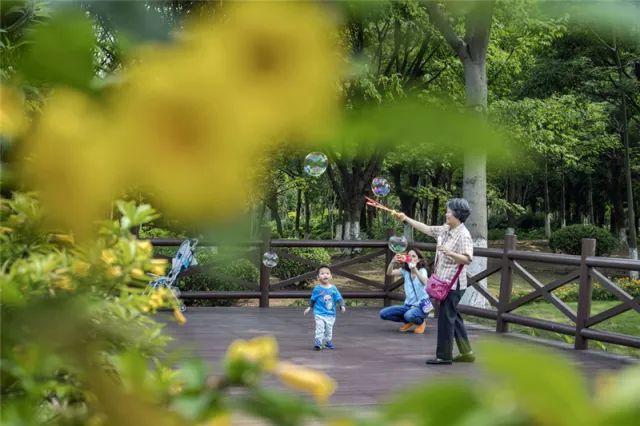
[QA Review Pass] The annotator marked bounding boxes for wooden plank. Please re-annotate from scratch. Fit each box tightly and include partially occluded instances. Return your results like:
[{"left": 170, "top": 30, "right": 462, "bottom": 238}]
[
  {"left": 387, "top": 278, "right": 404, "bottom": 292},
  {"left": 586, "top": 298, "right": 640, "bottom": 328},
  {"left": 278, "top": 251, "right": 320, "bottom": 269},
  {"left": 512, "top": 260, "right": 577, "bottom": 323},
  {"left": 504, "top": 271, "right": 580, "bottom": 312},
  {"left": 270, "top": 250, "right": 386, "bottom": 290},
  {"left": 466, "top": 280, "right": 499, "bottom": 307},
  {"left": 332, "top": 270, "right": 385, "bottom": 290},
  {"left": 589, "top": 268, "right": 640, "bottom": 315},
  {"left": 161, "top": 308, "right": 633, "bottom": 408},
  {"left": 501, "top": 312, "right": 576, "bottom": 335}
]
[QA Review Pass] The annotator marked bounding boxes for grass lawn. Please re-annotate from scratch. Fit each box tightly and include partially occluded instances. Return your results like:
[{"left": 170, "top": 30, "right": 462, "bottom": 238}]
[{"left": 470, "top": 300, "right": 640, "bottom": 358}]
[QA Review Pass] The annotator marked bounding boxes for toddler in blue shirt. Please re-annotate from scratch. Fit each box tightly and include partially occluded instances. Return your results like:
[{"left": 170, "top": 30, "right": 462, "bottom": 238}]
[{"left": 304, "top": 265, "right": 345, "bottom": 350}]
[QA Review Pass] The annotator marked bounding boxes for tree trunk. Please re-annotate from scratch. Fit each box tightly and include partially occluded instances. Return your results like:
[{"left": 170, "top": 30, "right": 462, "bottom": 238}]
[
  {"left": 430, "top": 197, "right": 440, "bottom": 225},
  {"left": 267, "top": 190, "right": 283, "bottom": 237},
  {"left": 304, "top": 192, "right": 311, "bottom": 238},
  {"left": 326, "top": 155, "right": 382, "bottom": 243},
  {"left": 560, "top": 169, "right": 567, "bottom": 228},
  {"left": 614, "top": 42, "right": 638, "bottom": 278},
  {"left": 587, "top": 175, "right": 595, "bottom": 225},
  {"left": 294, "top": 188, "right": 302, "bottom": 237},
  {"left": 544, "top": 161, "right": 552, "bottom": 239},
  {"left": 426, "top": 1, "right": 494, "bottom": 308},
  {"left": 506, "top": 175, "right": 517, "bottom": 228}
]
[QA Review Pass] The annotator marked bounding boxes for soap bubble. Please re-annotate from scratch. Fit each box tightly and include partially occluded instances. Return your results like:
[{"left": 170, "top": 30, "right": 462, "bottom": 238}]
[
  {"left": 303, "top": 152, "right": 328, "bottom": 177},
  {"left": 371, "top": 177, "right": 390, "bottom": 197},
  {"left": 387, "top": 235, "right": 408, "bottom": 254},
  {"left": 262, "top": 251, "right": 279, "bottom": 268}
]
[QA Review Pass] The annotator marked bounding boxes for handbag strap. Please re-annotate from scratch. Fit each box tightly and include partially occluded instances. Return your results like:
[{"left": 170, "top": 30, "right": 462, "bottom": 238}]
[{"left": 448, "top": 264, "right": 464, "bottom": 290}]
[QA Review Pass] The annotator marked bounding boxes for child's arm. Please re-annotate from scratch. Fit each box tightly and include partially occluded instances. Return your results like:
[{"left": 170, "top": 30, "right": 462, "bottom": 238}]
[
  {"left": 334, "top": 288, "right": 346, "bottom": 312},
  {"left": 305, "top": 287, "right": 318, "bottom": 315}
]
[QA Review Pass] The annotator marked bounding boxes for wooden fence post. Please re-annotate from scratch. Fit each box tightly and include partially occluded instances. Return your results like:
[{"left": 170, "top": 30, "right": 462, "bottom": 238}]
[
  {"left": 575, "top": 238, "right": 596, "bottom": 349},
  {"left": 496, "top": 233, "right": 516, "bottom": 333},
  {"left": 383, "top": 228, "right": 394, "bottom": 307},
  {"left": 259, "top": 226, "right": 271, "bottom": 308}
]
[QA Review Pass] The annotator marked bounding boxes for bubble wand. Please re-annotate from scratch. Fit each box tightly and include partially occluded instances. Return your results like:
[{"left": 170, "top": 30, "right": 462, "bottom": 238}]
[{"left": 365, "top": 196, "right": 397, "bottom": 215}]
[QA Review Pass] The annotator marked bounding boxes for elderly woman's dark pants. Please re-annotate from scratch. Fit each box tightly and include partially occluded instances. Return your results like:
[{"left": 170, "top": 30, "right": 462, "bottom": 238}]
[{"left": 436, "top": 289, "right": 472, "bottom": 360}]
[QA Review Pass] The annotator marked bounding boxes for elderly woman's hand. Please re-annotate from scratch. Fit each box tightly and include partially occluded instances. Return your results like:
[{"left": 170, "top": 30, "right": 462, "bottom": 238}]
[
  {"left": 393, "top": 211, "right": 407, "bottom": 222},
  {"left": 438, "top": 247, "right": 453, "bottom": 258}
]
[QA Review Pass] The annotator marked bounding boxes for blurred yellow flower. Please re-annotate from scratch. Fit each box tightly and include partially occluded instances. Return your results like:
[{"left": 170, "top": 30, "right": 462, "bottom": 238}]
[
  {"left": 17, "top": 2, "right": 342, "bottom": 234},
  {"left": 18, "top": 90, "right": 122, "bottom": 238},
  {"left": 148, "top": 258, "right": 168, "bottom": 276},
  {"left": 0, "top": 226, "right": 13, "bottom": 234},
  {"left": 52, "top": 275, "right": 74, "bottom": 291},
  {"left": 173, "top": 308, "right": 187, "bottom": 325},
  {"left": 107, "top": 266, "right": 123, "bottom": 278},
  {"left": 130, "top": 268, "right": 146, "bottom": 280},
  {"left": 0, "top": 85, "right": 28, "bottom": 139},
  {"left": 202, "top": 411, "right": 231, "bottom": 426},
  {"left": 190, "top": 2, "right": 341, "bottom": 140},
  {"left": 101, "top": 249, "right": 117, "bottom": 265},
  {"left": 72, "top": 260, "right": 91, "bottom": 276},
  {"left": 225, "top": 335, "right": 278, "bottom": 371},
  {"left": 275, "top": 361, "right": 336, "bottom": 403},
  {"left": 136, "top": 240, "right": 153, "bottom": 256},
  {"left": 50, "top": 233, "right": 75, "bottom": 245}
]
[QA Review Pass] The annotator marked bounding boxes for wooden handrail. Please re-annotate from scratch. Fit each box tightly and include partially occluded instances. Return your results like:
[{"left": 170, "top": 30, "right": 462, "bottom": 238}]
[{"left": 151, "top": 232, "right": 640, "bottom": 350}]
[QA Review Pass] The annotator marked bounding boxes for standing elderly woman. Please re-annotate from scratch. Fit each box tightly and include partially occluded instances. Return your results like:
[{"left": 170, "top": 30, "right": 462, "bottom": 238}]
[{"left": 394, "top": 198, "right": 475, "bottom": 365}]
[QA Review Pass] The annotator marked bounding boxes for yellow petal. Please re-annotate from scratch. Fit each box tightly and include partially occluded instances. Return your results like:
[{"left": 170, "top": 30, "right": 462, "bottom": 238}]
[
  {"left": 107, "top": 266, "right": 123, "bottom": 278},
  {"left": 101, "top": 249, "right": 117, "bottom": 265},
  {"left": 0, "top": 85, "right": 28, "bottom": 138},
  {"left": 275, "top": 361, "right": 336, "bottom": 403},
  {"left": 173, "top": 308, "right": 187, "bottom": 325},
  {"left": 130, "top": 268, "right": 146, "bottom": 280},
  {"left": 50, "top": 233, "right": 75, "bottom": 245},
  {"left": 72, "top": 260, "right": 91, "bottom": 276}
]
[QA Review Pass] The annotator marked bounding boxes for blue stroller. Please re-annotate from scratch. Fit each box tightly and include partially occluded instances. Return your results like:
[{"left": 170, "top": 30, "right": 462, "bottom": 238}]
[{"left": 148, "top": 239, "right": 198, "bottom": 312}]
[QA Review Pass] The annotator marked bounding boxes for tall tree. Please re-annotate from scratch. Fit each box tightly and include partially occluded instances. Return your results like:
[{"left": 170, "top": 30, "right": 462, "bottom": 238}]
[{"left": 424, "top": 0, "right": 494, "bottom": 307}]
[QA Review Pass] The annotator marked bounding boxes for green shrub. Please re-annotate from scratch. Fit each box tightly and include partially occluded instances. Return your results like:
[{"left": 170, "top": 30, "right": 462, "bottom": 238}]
[
  {"left": 517, "top": 211, "right": 546, "bottom": 229},
  {"left": 517, "top": 227, "right": 547, "bottom": 240},
  {"left": 549, "top": 225, "right": 617, "bottom": 256},
  {"left": 272, "top": 247, "right": 331, "bottom": 288},
  {"left": 488, "top": 214, "right": 508, "bottom": 230},
  {"left": 488, "top": 228, "right": 508, "bottom": 240},
  {"left": 179, "top": 256, "right": 259, "bottom": 307}
]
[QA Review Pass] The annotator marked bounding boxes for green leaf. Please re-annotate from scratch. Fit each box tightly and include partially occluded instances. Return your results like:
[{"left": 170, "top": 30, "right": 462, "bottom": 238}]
[
  {"left": 170, "top": 392, "right": 217, "bottom": 422},
  {"left": 18, "top": 11, "right": 95, "bottom": 90},
  {"left": 384, "top": 380, "right": 481, "bottom": 425},
  {"left": 177, "top": 359, "right": 208, "bottom": 392},
  {"left": 478, "top": 339, "right": 594, "bottom": 426},
  {"left": 597, "top": 366, "right": 640, "bottom": 425},
  {"left": 241, "top": 388, "right": 320, "bottom": 426}
]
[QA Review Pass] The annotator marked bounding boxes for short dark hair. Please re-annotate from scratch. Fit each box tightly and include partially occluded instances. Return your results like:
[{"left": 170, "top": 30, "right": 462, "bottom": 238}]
[
  {"left": 317, "top": 265, "right": 331, "bottom": 274},
  {"left": 446, "top": 198, "right": 471, "bottom": 223}
]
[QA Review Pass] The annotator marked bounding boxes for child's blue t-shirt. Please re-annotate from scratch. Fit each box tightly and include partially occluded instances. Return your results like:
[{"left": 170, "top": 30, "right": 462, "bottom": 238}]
[{"left": 309, "top": 284, "right": 343, "bottom": 317}]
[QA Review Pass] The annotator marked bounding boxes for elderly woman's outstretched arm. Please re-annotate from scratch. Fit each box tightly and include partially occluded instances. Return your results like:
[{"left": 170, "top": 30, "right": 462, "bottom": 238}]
[{"left": 393, "top": 212, "right": 445, "bottom": 239}]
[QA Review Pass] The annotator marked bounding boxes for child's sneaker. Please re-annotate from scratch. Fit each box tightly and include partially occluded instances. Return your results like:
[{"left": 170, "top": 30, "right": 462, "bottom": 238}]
[
  {"left": 313, "top": 339, "right": 322, "bottom": 351},
  {"left": 324, "top": 341, "right": 335, "bottom": 349}
]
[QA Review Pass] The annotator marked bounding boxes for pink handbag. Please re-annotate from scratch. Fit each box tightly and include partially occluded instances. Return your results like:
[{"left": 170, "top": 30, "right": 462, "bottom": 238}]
[{"left": 426, "top": 262, "right": 464, "bottom": 301}]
